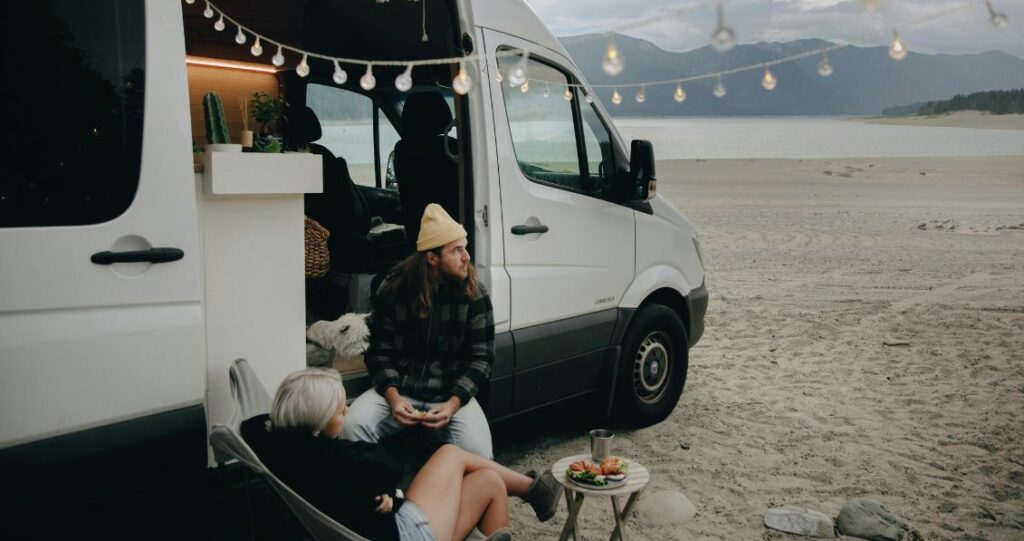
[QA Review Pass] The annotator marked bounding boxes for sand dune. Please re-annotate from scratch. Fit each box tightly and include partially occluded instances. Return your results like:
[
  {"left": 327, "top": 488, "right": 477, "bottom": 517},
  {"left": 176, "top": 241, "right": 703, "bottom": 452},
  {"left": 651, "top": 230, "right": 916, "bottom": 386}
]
[{"left": 495, "top": 156, "right": 1024, "bottom": 540}]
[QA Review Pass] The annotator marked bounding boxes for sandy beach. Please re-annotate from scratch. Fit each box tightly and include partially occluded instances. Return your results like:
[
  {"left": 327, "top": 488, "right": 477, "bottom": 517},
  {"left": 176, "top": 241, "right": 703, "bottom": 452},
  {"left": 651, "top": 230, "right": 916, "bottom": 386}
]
[
  {"left": 865, "top": 110, "right": 1024, "bottom": 130},
  {"left": 494, "top": 155, "right": 1024, "bottom": 540}
]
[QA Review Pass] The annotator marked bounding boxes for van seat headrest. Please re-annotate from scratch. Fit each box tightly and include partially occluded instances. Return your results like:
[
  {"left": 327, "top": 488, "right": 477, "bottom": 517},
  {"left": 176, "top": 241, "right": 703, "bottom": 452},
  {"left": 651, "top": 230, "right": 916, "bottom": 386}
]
[
  {"left": 401, "top": 92, "right": 452, "bottom": 137},
  {"left": 284, "top": 106, "right": 323, "bottom": 146}
]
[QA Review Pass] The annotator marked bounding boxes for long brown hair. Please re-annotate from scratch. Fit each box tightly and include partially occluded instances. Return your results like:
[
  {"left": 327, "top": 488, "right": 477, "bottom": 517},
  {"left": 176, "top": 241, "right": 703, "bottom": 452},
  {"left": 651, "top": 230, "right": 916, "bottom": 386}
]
[{"left": 379, "top": 248, "right": 478, "bottom": 319}]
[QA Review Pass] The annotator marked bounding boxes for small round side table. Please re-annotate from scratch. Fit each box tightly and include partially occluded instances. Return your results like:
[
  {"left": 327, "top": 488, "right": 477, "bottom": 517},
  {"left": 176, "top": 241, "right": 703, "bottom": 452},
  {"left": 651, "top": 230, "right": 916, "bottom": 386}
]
[{"left": 552, "top": 454, "right": 650, "bottom": 541}]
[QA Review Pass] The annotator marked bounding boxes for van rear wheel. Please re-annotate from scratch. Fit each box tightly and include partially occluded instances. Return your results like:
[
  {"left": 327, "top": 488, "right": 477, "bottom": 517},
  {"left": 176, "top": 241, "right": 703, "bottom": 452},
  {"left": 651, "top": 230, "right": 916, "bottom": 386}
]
[{"left": 614, "top": 304, "right": 688, "bottom": 427}]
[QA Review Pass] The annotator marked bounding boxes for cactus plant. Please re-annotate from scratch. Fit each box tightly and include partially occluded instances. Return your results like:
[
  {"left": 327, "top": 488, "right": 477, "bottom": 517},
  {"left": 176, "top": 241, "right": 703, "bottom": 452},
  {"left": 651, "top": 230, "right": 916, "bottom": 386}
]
[{"left": 202, "top": 92, "right": 231, "bottom": 145}]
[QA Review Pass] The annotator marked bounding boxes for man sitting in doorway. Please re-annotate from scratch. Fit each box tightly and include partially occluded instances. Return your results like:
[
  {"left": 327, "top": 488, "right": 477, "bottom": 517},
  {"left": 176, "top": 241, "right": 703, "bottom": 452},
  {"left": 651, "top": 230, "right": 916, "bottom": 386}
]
[{"left": 343, "top": 204, "right": 495, "bottom": 459}]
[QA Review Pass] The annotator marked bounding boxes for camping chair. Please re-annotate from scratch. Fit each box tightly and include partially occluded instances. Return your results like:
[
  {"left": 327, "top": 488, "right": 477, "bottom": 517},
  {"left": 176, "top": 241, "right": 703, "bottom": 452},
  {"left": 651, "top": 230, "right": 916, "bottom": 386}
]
[{"left": 209, "top": 358, "right": 371, "bottom": 541}]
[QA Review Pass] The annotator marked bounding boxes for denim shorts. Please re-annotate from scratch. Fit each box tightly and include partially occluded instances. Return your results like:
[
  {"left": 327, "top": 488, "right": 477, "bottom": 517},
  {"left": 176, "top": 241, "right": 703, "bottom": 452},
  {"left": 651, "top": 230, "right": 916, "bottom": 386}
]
[{"left": 394, "top": 500, "right": 437, "bottom": 541}]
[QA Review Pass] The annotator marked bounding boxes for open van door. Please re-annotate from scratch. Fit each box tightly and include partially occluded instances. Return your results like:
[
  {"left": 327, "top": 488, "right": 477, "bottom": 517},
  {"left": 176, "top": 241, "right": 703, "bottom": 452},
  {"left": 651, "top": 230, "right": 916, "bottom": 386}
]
[
  {"left": 482, "top": 29, "right": 635, "bottom": 412},
  {"left": 0, "top": 0, "right": 204, "bottom": 453}
]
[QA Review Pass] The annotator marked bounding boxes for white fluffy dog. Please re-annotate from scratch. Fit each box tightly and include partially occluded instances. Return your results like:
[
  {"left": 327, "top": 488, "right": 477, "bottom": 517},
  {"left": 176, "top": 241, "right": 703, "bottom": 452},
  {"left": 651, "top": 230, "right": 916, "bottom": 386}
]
[{"left": 305, "top": 313, "right": 370, "bottom": 370}]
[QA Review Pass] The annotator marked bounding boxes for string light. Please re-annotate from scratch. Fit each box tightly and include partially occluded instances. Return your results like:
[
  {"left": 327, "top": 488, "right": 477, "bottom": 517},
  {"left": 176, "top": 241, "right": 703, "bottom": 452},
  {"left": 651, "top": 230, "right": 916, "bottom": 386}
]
[
  {"left": 543, "top": 83, "right": 551, "bottom": 98},
  {"left": 250, "top": 36, "right": 263, "bottom": 57},
  {"left": 585, "top": 93, "right": 594, "bottom": 104},
  {"left": 360, "top": 65, "right": 376, "bottom": 90},
  {"left": 520, "top": 80, "right": 530, "bottom": 93},
  {"left": 395, "top": 64, "right": 414, "bottom": 92},
  {"left": 635, "top": 85, "right": 646, "bottom": 103},
  {"left": 602, "top": 38, "right": 624, "bottom": 76},
  {"left": 453, "top": 63, "right": 473, "bottom": 95},
  {"left": 985, "top": 1, "right": 1009, "bottom": 28},
  {"left": 611, "top": 88, "right": 622, "bottom": 105},
  {"left": 185, "top": 0, "right": 196, "bottom": 4},
  {"left": 214, "top": 14, "right": 226, "bottom": 31},
  {"left": 711, "top": 0, "right": 736, "bottom": 52},
  {"left": 713, "top": 76, "right": 727, "bottom": 98},
  {"left": 673, "top": 83, "right": 687, "bottom": 103},
  {"left": 508, "top": 53, "right": 528, "bottom": 88},
  {"left": 234, "top": 25, "right": 246, "bottom": 45},
  {"left": 271, "top": 45, "right": 285, "bottom": 67},
  {"left": 889, "top": 31, "right": 908, "bottom": 60},
  {"left": 761, "top": 67, "right": 777, "bottom": 90},
  {"left": 858, "top": 0, "right": 882, "bottom": 11},
  {"left": 296, "top": 54, "right": 310, "bottom": 77},
  {"left": 817, "top": 52, "right": 833, "bottom": 77},
  {"left": 495, "top": 70, "right": 503, "bottom": 83},
  {"left": 332, "top": 61, "right": 348, "bottom": 85},
  {"left": 203, "top": 1, "right": 214, "bottom": 18},
  {"left": 564, "top": 87, "right": 573, "bottom": 101}
]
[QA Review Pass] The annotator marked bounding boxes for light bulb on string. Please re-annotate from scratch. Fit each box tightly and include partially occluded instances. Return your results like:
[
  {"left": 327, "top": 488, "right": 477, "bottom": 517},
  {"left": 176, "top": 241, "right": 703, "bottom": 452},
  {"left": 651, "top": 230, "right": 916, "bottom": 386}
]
[
  {"left": 761, "top": 67, "right": 777, "bottom": 91},
  {"left": 360, "top": 65, "right": 377, "bottom": 91},
  {"left": 272, "top": 45, "right": 285, "bottom": 67},
  {"left": 713, "top": 76, "right": 727, "bottom": 98},
  {"left": 889, "top": 31, "right": 907, "bottom": 61},
  {"left": 585, "top": 93, "right": 594, "bottom": 104},
  {"left": 858, "top": 0, "right": 882, "bottom": 11},
  {"left": 453, "top": 63, "right": 473, "bottom": 95},
  {"left": 250, "top": 37, "right": 263, "bottom": 57},
  {"left": 203, "top": 2, "right": 214, "bottom": 18},
  {"left": 332, "top": 61, "right": 348, "bottom": 85},
  {"left": 395, "top": 64, "right": 414, "bottom": 92},
  {"left": 710, "top": 1, "right": 736, "bottom": 52},
  {"left": 185, "top": 0, "right": 196, "bottom": 4},
  {"left": 495, "top": 70, "right": 503, "bottom": 83},
  {"left": 508, "top": 53, "right": 528, "bottom": 88},
  {"left": 234, "top": 25, "right": 247, "bottom": 45},
  {"left": 985, "top": 1, "right": 1009, "bottom": 28},
  {"left": 674, "top": 83, "right": 687, "bottom": 103},
  {"left": 602, "top": 38, "right": 624, "bottom": 76},
  {"left": 296, "top": 54, "right": 310, "bottom": 77},
  {"left": 214, "top": 14, "right": 226, "bottom": 31},
  {"left": 543, "top": 83, "right": 551, "bottom": 98},
  {"left": 635, "top": 86, "right": 646, "bottom": 103},
  {"left": 817, "top": 52, "right": 833, "bottom": 77},
  {"left": 611, "top": 88, "right": 622, "bottom": 105},
  {"left": 563, "top": 86, "right": 573, "bottom": 101},
  {"left": 520, "top": 80, "right": 529, "bottom": 93}
]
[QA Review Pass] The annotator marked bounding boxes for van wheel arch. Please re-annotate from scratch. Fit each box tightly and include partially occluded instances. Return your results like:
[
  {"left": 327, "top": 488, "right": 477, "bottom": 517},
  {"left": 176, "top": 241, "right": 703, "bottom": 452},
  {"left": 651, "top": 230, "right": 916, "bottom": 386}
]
[{"left": 640, "top": 288, "right": 690, "bottom": 338}]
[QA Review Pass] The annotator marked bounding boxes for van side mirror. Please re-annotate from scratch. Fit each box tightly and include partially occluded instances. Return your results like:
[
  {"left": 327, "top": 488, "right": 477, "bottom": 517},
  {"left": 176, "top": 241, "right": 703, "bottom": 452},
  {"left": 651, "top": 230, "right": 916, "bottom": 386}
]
[{"left": 629, "top": 139, "right": 657, "bottom": 201}]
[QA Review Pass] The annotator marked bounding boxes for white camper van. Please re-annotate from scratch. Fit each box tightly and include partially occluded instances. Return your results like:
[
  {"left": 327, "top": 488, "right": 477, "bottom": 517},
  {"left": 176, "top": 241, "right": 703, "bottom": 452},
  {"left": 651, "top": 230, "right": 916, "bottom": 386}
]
[{"left": 0, "top": 0, "right": 705, "bottom": 527}]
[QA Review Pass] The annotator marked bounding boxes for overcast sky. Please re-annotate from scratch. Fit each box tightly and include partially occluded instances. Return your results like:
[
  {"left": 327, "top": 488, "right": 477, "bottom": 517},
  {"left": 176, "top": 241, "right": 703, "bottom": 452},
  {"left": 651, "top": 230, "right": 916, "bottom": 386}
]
[{"left": 527, "top": 0, "right": 1024, "bottom": 58}]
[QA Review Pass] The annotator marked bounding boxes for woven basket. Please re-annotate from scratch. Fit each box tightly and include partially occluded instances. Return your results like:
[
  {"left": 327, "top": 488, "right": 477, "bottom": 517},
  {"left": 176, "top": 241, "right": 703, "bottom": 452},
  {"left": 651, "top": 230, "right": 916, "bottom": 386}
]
[{"left": 304, "top": 216, "right": 331, "bottom": 278}]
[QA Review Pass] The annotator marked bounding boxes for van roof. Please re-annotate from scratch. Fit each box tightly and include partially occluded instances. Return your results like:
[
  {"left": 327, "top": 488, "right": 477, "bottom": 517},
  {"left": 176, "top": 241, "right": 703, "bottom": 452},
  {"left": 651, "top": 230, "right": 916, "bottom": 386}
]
[{"left": 471, "top": 0, "right": 573, "bottom": 65}]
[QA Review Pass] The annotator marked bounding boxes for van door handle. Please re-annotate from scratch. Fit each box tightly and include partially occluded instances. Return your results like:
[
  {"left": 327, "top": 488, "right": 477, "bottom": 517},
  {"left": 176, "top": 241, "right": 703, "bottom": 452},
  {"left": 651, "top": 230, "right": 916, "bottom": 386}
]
[
  {"left": 91, "top": 248, "right": 185, "bottom": 265},
  {"left": 511, "top": 224, "right": 549, "bottom": 235}
]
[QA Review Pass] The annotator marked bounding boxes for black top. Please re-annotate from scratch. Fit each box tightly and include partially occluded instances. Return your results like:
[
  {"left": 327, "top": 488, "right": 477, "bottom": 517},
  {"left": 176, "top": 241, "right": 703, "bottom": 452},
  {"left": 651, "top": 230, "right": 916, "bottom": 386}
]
[{"left": 241, "top": 415, "right": 405, "bottom": 541}]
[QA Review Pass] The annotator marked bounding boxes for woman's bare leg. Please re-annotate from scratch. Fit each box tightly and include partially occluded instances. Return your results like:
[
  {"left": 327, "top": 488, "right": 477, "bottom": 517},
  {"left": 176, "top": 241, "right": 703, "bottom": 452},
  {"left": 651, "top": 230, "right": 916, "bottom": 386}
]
[
  {"left": 452, "top": 470, "right": 509, "bottom": 540},
  {"left": 407, "top": 445, "right": 534, "bottom": 540}
]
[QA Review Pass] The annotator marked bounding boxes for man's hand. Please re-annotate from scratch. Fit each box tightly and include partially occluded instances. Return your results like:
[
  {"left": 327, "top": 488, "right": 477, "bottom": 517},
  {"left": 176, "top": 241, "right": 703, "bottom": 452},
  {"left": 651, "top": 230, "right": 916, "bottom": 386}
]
[
  {"left": 421, "top": 396, "right": 461, "bottom": 429},
  {"left": 374, "top": 494, "right": 393, "bottom": 513},
  {"left": 384, "top": 387, "right": 421, "bottom": 427}
]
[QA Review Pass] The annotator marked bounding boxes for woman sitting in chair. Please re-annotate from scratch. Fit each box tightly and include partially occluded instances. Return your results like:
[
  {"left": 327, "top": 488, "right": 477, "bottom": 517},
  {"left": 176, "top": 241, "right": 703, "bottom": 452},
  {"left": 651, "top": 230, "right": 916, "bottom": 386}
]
[{"left": 242, "top": 368, "right": 560, "bottom": 541}]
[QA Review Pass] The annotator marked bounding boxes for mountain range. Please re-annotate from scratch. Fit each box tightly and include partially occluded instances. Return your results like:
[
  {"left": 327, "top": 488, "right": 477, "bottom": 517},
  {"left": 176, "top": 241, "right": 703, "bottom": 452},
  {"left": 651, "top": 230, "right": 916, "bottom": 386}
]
[{"left": 558, "top": 33, "right": 1024, "bottom": 116}]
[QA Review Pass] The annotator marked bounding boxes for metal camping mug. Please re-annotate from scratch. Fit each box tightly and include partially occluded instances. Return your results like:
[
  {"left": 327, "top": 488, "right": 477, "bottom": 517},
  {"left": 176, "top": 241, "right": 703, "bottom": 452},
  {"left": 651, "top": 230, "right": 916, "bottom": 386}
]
[{"left": 589, "top": 429, "right": 614, "bottom": 462}]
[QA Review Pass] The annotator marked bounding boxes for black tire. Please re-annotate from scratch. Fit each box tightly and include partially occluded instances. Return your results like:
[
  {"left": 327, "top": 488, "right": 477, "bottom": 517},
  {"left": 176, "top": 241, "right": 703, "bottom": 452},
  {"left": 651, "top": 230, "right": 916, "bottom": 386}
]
[{"left": 614, "top": 304, "right": 689, "bottom": 427}]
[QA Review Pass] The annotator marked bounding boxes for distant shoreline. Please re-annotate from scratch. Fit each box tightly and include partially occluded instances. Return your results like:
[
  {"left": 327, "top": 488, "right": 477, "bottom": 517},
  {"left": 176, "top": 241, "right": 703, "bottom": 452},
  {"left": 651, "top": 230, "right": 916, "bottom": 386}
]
[{"left": 864, "top": 110, "right": 1024, "bottom": 130}]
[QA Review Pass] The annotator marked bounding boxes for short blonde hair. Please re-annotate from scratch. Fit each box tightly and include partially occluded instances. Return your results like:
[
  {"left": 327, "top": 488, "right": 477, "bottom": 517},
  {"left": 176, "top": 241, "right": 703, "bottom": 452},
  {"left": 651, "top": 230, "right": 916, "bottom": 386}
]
[{"left": 270, "top": 368, "right": 343, "bottom": 432}]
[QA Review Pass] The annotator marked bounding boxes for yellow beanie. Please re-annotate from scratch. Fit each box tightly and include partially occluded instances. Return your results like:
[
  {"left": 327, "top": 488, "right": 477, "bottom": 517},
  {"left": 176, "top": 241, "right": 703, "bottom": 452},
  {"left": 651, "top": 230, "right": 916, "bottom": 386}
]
[{"left": 416, "top": 203, "right": 467, "bottom": 252}]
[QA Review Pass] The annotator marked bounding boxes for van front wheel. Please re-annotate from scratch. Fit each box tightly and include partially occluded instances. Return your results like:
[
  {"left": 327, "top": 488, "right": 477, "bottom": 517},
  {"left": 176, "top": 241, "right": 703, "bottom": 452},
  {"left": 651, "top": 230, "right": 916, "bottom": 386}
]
[{"left": 614, "top": 304, "right": 688, "bottom": 427}]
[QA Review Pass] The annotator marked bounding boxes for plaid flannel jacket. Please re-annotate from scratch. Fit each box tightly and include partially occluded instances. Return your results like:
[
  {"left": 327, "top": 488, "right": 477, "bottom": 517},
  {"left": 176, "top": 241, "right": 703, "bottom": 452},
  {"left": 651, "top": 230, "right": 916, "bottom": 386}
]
[{"left": 365, "top": 278, "right": 495, "bottom": 404}]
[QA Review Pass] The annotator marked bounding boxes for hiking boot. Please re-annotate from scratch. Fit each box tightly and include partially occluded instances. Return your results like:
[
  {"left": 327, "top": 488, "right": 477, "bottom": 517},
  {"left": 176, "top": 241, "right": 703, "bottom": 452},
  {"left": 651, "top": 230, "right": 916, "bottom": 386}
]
[
  {"left": 483, "top": 527, "right": 513, "bottom": 541},
  {"left": 521, "top": 470, "right": 561, "bottom": 522}
]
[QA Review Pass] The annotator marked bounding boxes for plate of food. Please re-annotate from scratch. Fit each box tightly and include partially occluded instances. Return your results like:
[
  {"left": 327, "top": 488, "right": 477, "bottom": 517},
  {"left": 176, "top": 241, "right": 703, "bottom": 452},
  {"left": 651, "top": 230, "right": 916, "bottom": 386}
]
[{"left": 565, "top": 456, "right": 628, "bottom": 490}]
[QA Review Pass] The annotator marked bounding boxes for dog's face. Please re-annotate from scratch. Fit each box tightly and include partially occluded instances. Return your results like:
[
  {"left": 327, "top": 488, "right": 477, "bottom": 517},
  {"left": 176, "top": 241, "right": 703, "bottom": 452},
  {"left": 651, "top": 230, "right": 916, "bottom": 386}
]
[{"left": 327, "top": 313, "right": 370, "bottom": 357}]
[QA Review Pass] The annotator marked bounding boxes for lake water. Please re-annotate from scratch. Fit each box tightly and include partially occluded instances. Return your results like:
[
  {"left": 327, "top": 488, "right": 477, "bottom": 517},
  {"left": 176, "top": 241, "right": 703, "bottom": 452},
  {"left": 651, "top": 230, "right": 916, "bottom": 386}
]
[
  {"left": 613, "top": 116, "right": 1024, "bottom": 160},
  {"left": 320, "top": 116, "right": 1024, "bottom": 169}
]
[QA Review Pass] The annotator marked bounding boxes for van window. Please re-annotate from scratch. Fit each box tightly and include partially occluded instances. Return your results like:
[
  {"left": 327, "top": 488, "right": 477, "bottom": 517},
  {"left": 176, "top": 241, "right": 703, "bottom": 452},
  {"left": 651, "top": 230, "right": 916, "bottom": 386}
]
[
  {"left": 579, "top": 98, "right": 617, "bottom": 198},
  {"left": 497, "top": 53, "right": 582, "bottom": 191},
  {"left": 1, "top": 0, "right": 145, "bottom": 228},
  {"left": 307, "top": 84, "right": 400, "bottom": 189}
]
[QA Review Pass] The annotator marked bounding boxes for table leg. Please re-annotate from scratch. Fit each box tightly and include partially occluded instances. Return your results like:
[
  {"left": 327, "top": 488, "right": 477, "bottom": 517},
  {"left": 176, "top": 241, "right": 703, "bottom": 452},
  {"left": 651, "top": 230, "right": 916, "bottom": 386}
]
[
  {"left": 558, "top": 490, "right": 586, "bottom": 541},
  {"left": 608, "top": 492, "right": 641, "bottom": 541},
  {"left": 563, "top": 488, "right": 579, "bottom": 541}
]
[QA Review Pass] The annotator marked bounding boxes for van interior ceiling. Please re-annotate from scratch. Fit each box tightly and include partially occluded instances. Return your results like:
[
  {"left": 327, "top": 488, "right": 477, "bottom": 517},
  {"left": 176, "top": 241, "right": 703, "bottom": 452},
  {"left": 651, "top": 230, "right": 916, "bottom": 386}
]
[{"left": 185, "top": 0, "right": 471, "bottom": 323}]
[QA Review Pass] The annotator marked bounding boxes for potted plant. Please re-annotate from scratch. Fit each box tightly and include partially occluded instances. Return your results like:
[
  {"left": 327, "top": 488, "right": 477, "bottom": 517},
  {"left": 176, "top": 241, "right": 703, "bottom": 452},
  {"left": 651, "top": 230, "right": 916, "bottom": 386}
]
[
  {"left": 239, "top": 96, "right": 253, "bottom": 149},
  {"left": 249, "top": 91, "right": 286, "bottom": 153},
  {"left": 203, "top": 92, "right": 241, "bottom": 152}
]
